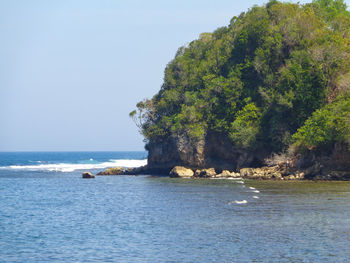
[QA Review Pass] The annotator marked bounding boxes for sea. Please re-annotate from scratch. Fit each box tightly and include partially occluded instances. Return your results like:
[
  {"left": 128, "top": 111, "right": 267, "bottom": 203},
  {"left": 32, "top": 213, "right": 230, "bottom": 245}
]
[{"left": 0, "top": 151, "right": 350, "bottom": 263}]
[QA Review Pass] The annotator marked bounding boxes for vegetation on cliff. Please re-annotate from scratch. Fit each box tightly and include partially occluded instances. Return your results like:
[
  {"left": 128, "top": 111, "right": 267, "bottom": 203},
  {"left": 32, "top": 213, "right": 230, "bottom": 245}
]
[{"left": 131, "top": 0, "right": 350, "bottom": 159}]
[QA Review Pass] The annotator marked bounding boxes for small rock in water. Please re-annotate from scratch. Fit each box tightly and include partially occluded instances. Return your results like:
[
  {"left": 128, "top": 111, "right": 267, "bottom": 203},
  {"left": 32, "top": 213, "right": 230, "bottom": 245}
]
[{"left": 82, "top": 172, "right": 95, "bottom": 179}]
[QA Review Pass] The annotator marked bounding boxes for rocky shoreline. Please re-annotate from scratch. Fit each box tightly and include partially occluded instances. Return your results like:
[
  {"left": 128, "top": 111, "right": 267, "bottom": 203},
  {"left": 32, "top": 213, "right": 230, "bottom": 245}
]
[
  {"left": 164, "top": 163, "right": 349, "bottom": 180},
  {"left": 85, "top": 161, "right": 350, "bottom": 181}
]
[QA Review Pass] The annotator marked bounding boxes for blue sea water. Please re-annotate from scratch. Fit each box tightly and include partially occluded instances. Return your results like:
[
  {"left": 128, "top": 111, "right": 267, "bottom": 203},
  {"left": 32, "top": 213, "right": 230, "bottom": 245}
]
[{"left": 1, "top": 152, "right": 350, "bottom": 262}]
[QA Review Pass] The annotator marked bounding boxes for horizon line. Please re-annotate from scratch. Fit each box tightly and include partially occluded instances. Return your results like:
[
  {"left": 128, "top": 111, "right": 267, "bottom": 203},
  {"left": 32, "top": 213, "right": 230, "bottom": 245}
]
[{"left": 0, "top": 150, "right": 147, "bottom": 153}]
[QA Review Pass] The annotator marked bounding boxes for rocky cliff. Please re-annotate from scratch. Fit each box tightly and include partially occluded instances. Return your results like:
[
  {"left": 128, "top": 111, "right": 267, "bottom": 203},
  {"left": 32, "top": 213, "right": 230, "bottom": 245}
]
[
  {"left": 146, "top": 134, "right": 350, "bottom": 179},
  {"left": 294, "top": 143, "right": 350, "bottom": 179},
  {"left": 146, "top": 131, "right": 269, "bottom": 174}
]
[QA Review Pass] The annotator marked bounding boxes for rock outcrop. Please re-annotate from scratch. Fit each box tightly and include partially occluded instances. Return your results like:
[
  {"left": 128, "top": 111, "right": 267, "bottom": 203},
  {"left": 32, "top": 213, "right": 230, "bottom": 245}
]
[
  {"left": 97, "top": 167, "right": 124, "bottom": 175},
  {"left": 169, "top": 166, "right": 194, "bottom": 178},
  {"left": 194, "top": 168, "right": 216, "bottom": 178},
  {"left": 146, "top": 131, "right": 267, "bottom": 174},
  {"left": 239, "top": 166, "right": 305, "bottom": 180},
  {"left": 91, "top": 140, "right": 349, "bottom": 180},
  {"left": 169, "top": 166, "right": 243, "bottom": 179},
  {"left": 240, "top": 166, "right": 282, "bottom": 179},
  {"left": 294, "top": 143, "right": 350, "bottom": 180},
  {"left": 147, "top": 135, "right": 205, "bottom": 174},
  {"left": 147, "top": 132, "right": 350, "bottom": 180},
  {"left": 124, "top": 165, "right": 148, "bottom": 175},
  {"left": 82, "top": 172, "right": 95, "bottom": 179},
  {"left": 167, "top": 165, "right": 305, "bottom": 180},
  {"left": 216, "top": 170, "right": 240, "bottom": 178}
]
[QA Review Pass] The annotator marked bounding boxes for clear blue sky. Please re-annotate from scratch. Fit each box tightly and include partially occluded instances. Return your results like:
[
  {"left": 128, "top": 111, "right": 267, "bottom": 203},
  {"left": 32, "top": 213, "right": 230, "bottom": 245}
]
[{"left": 1, "top": 0, "right": 347, "bottom": 151}]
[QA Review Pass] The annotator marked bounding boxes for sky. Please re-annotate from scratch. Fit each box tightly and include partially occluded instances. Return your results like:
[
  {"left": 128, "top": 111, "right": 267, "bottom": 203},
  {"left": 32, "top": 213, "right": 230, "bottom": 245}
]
[{"left": 1, "top": 0, "right": 348, "bottom": 151}]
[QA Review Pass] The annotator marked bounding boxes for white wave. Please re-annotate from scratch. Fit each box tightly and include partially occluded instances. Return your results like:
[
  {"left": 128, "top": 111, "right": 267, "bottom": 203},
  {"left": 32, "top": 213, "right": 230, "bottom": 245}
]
[
  {"left": 252, "top": 190, "right": 260, "bottom": 193},
  {"left": 249, "top": 187, "right": 256, "bottom": 190},
  {"left": 226, "top": 177, "right": 243, "bottom": 180},
  {"left": 89, "top": 158, "right": 93, "bottom": 161},
  {"left": 234, "top": 200, "right": 247, "bottom": 204},
  {"left": 0, "top": 159, "right": 147, "bottom": 173},
  {"left": 253, "top": 196, "right": 259, "bottom": 199}
]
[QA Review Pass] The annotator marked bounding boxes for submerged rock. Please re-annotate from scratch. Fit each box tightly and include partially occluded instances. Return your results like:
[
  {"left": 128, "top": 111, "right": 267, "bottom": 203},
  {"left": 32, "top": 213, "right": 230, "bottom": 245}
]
[
  {"left": 82, "top": 172, "right": 95, "bottom": 179},
  {"left": 169, "top": 166, "right": 194, "bottom": 177},
  {"left": 97, "top": 167, "right": 124, "bottom": 175}
]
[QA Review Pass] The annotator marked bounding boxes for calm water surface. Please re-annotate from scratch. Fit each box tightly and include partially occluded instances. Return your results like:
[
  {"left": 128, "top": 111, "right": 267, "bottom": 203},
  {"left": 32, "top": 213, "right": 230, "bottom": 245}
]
[{"left": 0, "top": 152, "right": 350, "bottom": 262}]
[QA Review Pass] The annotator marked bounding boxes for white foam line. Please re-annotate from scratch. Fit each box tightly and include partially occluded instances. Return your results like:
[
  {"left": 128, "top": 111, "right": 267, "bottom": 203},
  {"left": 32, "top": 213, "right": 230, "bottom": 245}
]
[
  {"left": 249, "top": 187, "right": 256, "bottom": 190},
  {"left": 253, "top": 196, "right": 259, "bottom": 199},
  {"left": 252, "top": 190, "right": 260, "bottom": 193},
  {"left": 234, "top": 200, "right": 248, "bottom": 204},
  {"left": 0, "top": 159, "right": 147, "bottom": 173}
]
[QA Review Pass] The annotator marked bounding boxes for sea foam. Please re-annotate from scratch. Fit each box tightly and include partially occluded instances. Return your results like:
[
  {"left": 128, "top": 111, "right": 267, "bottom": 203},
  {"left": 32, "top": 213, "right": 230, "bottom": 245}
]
[
  {"left": 234, "top": 200, "right": 248, "bottom": 204},
  {"left": 0, "top": 159, "right": 147, "bottom": 173}
]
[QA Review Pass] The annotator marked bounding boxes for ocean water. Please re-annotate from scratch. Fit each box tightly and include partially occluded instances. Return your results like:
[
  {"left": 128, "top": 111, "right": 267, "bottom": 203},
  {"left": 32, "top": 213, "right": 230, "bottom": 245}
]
[{"left": 1, "top": 152, "right": 350, "bottom": 262}]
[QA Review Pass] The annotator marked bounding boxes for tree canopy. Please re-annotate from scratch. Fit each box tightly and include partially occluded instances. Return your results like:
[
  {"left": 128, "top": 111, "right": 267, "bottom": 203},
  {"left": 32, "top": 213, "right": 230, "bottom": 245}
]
[{"left": 132, "top": 0, "right": 350, "bottom": 155}]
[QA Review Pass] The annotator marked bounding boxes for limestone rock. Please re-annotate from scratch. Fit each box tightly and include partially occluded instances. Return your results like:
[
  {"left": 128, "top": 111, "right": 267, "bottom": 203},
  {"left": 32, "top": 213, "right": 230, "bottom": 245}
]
[
  {"left": 195, "top": 168, "right": 216, "bottom": 178},
  {"left": 272, "top": 172, "right": 283, "bottom": 179},
  {"left": 97, "top": 167, "right": 124, "bottom": 175},
  {"left": 216, "top": 170, "right": 231, "bottom": 178},
  {"left": 295, "top": 172, "right": 305, "bottom": 179},
  {"left": 216, "top": 170, "right": 240, "bottom": 178},
  {"left": 232, "top": 172, "right": 241, "bottom": 177},
  {"left": 169, "top": 166, "right": 194, "bottom": 177},
  {"left": 240, "top": 166, "right": 284, "bottom": 180},
  {"left": 240, "top": 168, "right": 254, "bottom": 177},
  {"left": 284, "top": 175, "right": 296, "bottom": 180},
  {"left": 82, "top": 172, "right": 95, "bottom": 179},
  {"left": 202, "top": 168, "right": 217, "bottom": 177}
]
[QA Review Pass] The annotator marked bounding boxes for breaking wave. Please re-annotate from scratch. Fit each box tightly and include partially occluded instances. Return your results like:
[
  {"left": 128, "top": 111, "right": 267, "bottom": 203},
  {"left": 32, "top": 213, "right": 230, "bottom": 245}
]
[{"left": 0, "top": 159, "right": 147, "bottom": 173}]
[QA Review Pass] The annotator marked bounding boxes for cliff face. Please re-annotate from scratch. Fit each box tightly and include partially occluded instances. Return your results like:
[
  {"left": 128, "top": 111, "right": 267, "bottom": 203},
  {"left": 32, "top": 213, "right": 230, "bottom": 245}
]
[
  {"left": 146, "top": 131, "right": 268, "bottom": 173},
  {"left": 146, "top": 135, "right": 204, "bottom": 174},
  {"left": 203, "top": 132, "right": 268, "bottom": 170},
  {"left": 296, "top": 143, "right": 350, "bottom": 178},
  {"left": 147, "top": 133, "right": 350, "bottom": 178}
]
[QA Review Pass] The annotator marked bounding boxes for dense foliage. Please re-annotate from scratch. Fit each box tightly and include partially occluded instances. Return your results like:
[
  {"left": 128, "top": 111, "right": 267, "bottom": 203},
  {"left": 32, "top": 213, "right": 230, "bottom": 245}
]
[
  {"left": 131, "top": 0, "right": 350, "bottom": 154},
  {"left": 292, "top": 95, "right": 350, "bottom": 150}
]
